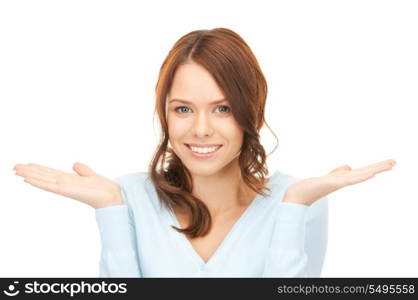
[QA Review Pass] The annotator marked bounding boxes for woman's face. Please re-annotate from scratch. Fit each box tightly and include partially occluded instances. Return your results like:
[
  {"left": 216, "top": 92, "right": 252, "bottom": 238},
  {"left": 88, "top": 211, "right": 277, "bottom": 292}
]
[{"left": 167, "top": 62, "right": 243, "bottom": 177}]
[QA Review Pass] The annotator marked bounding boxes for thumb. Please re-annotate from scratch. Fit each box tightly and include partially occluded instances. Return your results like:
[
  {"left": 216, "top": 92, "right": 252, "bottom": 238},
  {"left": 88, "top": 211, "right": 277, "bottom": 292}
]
[
  {"left": 73, "top": 162, "right": 96, "bottom": 177},
  {"left": 328, "top": 164, "right": 352, "bottom": 174}
]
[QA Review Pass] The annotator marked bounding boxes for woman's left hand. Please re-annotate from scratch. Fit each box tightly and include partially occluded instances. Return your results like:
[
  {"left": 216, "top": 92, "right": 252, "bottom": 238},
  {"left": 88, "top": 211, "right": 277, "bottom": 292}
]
[{"left": 283, "top": 159, "right": 397, "bottom": 206}]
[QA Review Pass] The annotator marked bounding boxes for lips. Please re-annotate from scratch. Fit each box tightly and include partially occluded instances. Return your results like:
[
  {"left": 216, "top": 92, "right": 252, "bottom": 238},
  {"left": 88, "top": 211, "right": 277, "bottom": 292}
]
[
  {"left": 184, "top": 143, "right": 223, "bottom": 158},
  {"left": 184, "top": 143, "right": 223, "bottom": 148}
]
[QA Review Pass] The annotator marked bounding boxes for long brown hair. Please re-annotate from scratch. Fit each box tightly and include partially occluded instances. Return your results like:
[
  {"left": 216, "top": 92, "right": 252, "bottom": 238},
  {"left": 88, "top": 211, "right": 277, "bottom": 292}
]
[{"left": 148, "top": 28, "right": 278, "bottom": 239}]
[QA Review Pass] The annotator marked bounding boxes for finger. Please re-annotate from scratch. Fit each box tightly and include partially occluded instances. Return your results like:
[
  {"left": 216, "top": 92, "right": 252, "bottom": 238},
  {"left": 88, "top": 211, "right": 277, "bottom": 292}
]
[
  {"left": 24, "top": 177, "right": 58, "bottom": 193},
  {"left": 25, "top": 163, "right": 63, "bottom": 175},
  {"left": 345, "top": 172, "right": 376, "bottom": 185},
  {"left": 22, "top": 164, "right": 59, "bottom": 176},
  {"left": 15, "top": 165, "right": 54, "bottom": 177},
  {"left": 15, "top": 168, "right": 58, "bottom": 185},
  {"left": 329, "top": 165, "right": 352, "bottom": 174},
  {"left": 330, "top": 169, "right": 379, "bottom": 187},
  {"left": 342, "top": 164, "right": 395, "bottom": 187},
  {"left": 354, "top": 161, "right": 395, "bottom": 177},
  {"left": 72, "top": 162, "right": 96, "bottom": 177},
  {"left": 355, "top": 159, "right": 396, "bottom": 173}
]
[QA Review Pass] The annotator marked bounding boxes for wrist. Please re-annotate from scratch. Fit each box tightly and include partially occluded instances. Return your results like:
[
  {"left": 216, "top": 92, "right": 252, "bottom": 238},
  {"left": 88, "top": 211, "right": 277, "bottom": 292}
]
[
  {"left": 282, "top": 194, "right": 310, "bottom": 206},
  {"left": 94, "top": 194, "right": 124, "bottom": 209}
]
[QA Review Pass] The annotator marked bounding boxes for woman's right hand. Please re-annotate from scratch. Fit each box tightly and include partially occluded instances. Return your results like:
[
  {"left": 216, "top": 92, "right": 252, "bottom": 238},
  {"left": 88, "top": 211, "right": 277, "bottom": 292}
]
[{"left": 13, "top": 162, "right": 123, "bottom": 209}]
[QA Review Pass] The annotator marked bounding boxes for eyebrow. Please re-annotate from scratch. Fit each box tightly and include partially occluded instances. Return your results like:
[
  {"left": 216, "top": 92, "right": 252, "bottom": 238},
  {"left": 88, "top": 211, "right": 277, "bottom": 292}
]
[{"left": 169, "top": 98, "right": 227, "bottom": 105}]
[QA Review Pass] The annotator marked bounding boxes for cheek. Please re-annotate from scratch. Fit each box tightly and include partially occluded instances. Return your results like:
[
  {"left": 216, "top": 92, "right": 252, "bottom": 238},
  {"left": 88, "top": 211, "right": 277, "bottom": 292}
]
[
  {"left": 167, "top": 117, "right": 188, "bottom": 136},
  {"left": 219, "top": 123, "right": 244, "bottom": 145}
]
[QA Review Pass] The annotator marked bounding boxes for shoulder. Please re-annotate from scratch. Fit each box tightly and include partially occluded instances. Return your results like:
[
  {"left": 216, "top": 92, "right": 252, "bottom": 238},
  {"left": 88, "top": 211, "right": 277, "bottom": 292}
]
[
  {"left": 113, "top": 171, "right": 150, "bottom": 206},
  {"left": 265, "top": 169, "right": 301, "bottom": 200},
  {"left": 113, "top": 171, "right": 149, "bottom": 187},
  {"left": 268, "top": 169, "right": 299, "bottom": 188},
  {"left": 113, "top": 171, "right": 166, "bottom": 217}
]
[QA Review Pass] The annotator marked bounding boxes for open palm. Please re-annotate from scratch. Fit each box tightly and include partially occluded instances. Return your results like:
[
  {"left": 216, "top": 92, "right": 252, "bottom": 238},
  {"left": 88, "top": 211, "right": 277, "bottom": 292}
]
[
  {"left": 13, "top": 162, "right": 123, "bottom": 209},
  {"left": 284, "top": 159, "right": 397, "bottom": 206}
]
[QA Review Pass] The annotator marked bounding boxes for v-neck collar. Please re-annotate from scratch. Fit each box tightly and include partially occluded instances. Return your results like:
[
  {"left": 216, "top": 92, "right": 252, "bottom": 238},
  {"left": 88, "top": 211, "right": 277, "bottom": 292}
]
[{"left": 165, "top": 170, "right": 278, "bottom": 268}]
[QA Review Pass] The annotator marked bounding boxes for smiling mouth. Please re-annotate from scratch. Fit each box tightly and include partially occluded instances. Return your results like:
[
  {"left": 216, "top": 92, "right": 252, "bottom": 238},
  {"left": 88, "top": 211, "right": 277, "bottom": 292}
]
[
  {"left": 185, "top": 144, "right": 222, "bottom": 149},
  {"left": 184, "top": 144, "right": 223, "bottom": 156}
]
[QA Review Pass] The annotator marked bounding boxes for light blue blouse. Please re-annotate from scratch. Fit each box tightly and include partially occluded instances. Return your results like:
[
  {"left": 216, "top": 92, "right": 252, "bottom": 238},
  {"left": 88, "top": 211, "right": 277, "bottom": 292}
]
[{"left": 95, "top": 169, "right": 328, "bottom": 277}]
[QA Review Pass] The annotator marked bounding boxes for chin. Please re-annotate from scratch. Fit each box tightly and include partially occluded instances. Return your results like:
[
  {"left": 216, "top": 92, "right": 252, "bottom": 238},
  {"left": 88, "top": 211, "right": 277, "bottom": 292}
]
[{"left": 185, "top": 165, "right": 222, "bottom": 177}]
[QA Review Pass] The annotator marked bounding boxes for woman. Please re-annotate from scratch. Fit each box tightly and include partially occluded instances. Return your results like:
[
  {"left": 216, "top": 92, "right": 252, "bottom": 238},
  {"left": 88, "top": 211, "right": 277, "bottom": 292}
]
[{"left": 13, "top": 28, "right": 396, "bottom": 277}]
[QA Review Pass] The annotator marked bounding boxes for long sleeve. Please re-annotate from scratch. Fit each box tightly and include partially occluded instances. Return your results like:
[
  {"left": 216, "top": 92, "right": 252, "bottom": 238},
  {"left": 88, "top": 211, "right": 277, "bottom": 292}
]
[
  {"left": 95, "top": 178, "right": 142, "bottom": 277},
  {"left": 261, "top": 196, "right": 328, "bottom": 277}
]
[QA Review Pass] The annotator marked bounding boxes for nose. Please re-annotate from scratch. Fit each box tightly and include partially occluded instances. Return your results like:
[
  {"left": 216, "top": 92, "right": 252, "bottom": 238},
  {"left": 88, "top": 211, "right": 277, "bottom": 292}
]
[{"left": 192, "top": 112, "right": 214, "bottom": 137}]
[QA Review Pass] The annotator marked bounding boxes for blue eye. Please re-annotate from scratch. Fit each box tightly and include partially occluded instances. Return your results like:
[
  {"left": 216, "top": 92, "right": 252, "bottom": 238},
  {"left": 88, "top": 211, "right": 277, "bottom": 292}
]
[
  {"left": 216, "top": 105, "right": 231, "bottom": 113},
  {"left": 174, "top": 106, "right": 191, "bottom": 113},
  {"left": 174, "top": 105, "right": 231, "bottom": 114}
]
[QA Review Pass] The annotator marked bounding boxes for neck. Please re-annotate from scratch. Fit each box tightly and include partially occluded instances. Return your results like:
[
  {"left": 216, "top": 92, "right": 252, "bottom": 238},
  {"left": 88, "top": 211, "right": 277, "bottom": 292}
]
[{"left": 188, "top": 161, "right": 254, "bottom": 219}]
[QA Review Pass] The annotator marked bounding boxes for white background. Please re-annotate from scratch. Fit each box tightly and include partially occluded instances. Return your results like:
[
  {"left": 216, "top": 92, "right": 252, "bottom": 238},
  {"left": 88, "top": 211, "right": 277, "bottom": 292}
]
[{"left": 1, "top": 0, "right": 417, "bottom": 277}]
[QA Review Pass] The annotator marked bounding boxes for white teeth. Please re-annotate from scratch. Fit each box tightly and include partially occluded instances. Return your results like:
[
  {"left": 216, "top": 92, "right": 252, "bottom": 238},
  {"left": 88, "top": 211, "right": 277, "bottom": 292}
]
[{"left": 189, "top": 145, "right": 220, "bottom": 154}]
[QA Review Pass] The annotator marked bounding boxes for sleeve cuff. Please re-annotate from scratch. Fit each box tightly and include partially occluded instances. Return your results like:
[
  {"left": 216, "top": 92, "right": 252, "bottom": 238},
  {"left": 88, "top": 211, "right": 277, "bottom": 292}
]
[
  {"left": 95, "top": 204, "right": 134, "bottom": 251},
  {"left": 271, "top": 202, "right": 309, "bottom": 251}
]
